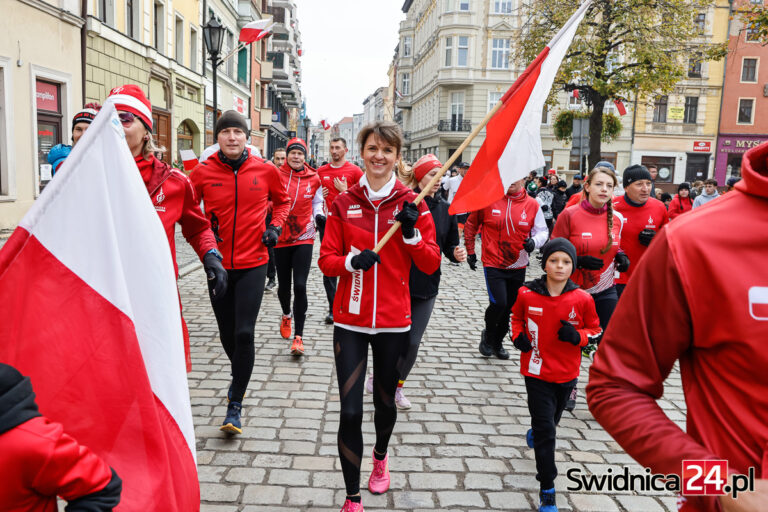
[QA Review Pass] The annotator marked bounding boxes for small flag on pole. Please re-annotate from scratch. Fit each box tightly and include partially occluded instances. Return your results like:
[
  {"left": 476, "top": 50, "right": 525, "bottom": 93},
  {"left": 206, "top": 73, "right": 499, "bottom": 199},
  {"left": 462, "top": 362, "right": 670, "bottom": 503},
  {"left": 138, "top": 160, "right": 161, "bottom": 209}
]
[
  {"left": 179, "top": 149, "right": 199, "bottom": 171},
  {"left": 239, "top": 19, "right": 272, "bottom": 43}
]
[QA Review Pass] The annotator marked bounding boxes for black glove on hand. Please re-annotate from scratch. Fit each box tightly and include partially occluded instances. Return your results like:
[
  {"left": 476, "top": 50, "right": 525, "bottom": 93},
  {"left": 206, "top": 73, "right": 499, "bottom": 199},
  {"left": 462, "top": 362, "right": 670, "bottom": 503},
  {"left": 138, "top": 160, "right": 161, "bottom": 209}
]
[
  {"left": 513, "top": 332, "right": 533, "bottom": 353},
  {"left": 523, "top": 238, "right": 535, "bottom": 253},
  {"left": 262, "top": 225, "right": 280, "bottom": 248},
  {"left": 203, "top": 253, "right": 228, "bottom": 301},
  {"left": 350, "top": 249, "right": 381, "bottom": 271},
  {"left": 614, "top": 252, "right": 630, "bottom": 273},
  {"left": 541, "top": 204, "right": 550, "bottom": 212},
  {"left": 395, "top": 201, "right": 419, "bottom": 239},
  {"left": 467, "top": 254, "right": 477, "bottom": 271},
  {"left": 638, "top": 229, "right": 656, "bottom": 247},
  {"left": 558, "top": 320, "right": 581, "bottom": 346},
  {"left": 576, "top": 255, "right": 604, "bottom": 270},
  {"left": 315, "top": 214, "right": 326, "bottom": 232}
]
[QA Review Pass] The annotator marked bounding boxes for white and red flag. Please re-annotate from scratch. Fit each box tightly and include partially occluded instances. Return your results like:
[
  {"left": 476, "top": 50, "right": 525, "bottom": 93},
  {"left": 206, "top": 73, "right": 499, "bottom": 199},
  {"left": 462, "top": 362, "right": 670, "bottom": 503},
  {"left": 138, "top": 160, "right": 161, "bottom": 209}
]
[
  {"left": 179, "top": 148, "right": 199, "bottom": 171},
  {"left": 320, "top": 119, "right": 331, "bottom": 130},
  {"left": 0, "top": 104, "right": 199, "bottom": 510},
  {"left": 614, "top": 99, "right": 627, "bottom": 116},
  {"left": 239, "top": 19, "right": 272, "bottom": 43},
  {"left": 449, "top": 0, "right": 591, "bottom": 214}
]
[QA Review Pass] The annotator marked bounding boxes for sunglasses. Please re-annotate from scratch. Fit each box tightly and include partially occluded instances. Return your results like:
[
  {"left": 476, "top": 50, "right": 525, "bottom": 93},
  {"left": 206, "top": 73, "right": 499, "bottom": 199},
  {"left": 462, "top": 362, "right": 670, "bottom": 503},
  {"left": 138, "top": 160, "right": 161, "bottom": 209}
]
[{"left": 118, "top": 112, "right": 137, "bottom": 126}]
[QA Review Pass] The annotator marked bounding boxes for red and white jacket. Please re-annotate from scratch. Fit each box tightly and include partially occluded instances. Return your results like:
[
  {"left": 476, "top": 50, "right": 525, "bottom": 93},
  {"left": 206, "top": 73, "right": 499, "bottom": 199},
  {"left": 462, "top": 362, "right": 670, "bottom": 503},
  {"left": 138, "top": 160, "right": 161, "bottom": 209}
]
[
  {"left": 613, "top": 196, "right": 668, "bottom": 285},
  {"left": 552, "top": 200, "right": 625, "bottom": 294},
  {"left": 136, "top": 155, "right": 217, "bottom": 277},
  {"left": 275, "top": 162, "right": 324, "bottom": 248},
  {"left": 464, "top": 190, "right": 548, "bottom": 269},
  {"left": 318, "top": 174, "right": 441, "bottom": 333},
  {"left": 511, "top": 277, "right": 602, "bottom": 383},
  {"left": 586, "top": 141, "right": 768, "bottom": 512},
  {"left": 668, "top": 194, "right": 693, "bottom": 220},
  {"left": 189, "top": 152, "right": 290, "bottom": 269},
  {"left": 317, "top": 161, "right": 364, "bottom": 213}
]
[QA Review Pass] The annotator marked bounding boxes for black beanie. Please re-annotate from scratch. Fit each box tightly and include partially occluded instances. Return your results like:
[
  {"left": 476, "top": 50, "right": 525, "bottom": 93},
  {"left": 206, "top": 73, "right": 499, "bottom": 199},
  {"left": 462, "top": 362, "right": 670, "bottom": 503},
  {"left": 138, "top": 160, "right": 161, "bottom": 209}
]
[
  {"left": 623, "top": 164, "right": 652, "bottom": 188},
  {"left": 214, "top": 110, "right": 249, "bottom": 139},
  {"left": 540, "top": 238, "right": 577, "bottom": 275},
  {"left": 678, "top": 181, "right": 691, "bottom": 192}
]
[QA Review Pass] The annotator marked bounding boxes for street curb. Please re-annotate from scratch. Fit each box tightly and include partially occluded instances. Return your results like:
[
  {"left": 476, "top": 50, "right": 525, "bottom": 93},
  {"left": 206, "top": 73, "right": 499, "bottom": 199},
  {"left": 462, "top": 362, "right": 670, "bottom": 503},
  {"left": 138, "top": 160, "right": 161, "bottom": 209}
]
[{"left": 179, "top": 261, "right": 202, "bottom": 278}]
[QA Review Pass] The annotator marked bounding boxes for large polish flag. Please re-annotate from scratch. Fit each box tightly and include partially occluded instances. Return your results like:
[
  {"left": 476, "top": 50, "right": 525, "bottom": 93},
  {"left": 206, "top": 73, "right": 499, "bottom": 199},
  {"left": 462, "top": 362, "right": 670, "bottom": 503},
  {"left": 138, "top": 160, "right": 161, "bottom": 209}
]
[
  {"left": 239, "top": 18, "right": 272, "bottom": 43},
  {"left": 0, "top": 104, "right": 199, "bottom": 510},
  {"left": 449, "top": 0, "right": 591, "bottom": 214}
]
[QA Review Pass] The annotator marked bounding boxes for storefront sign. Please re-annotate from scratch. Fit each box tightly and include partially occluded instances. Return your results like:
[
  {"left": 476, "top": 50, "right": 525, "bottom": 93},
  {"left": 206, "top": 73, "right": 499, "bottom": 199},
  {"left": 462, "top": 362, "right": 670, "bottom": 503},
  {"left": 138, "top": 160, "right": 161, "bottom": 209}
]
[
  {"left": 233, "top": 95, "right": 246, "bottom": 115},
  {"left": 668, "top": 106, "right": 684, "bottom": 120},
  {"left": 36, "top": 81, "right": 59, "bottom": 112},
  {"left": 692, "top": 141, "right": 711, "bottom": 152}
]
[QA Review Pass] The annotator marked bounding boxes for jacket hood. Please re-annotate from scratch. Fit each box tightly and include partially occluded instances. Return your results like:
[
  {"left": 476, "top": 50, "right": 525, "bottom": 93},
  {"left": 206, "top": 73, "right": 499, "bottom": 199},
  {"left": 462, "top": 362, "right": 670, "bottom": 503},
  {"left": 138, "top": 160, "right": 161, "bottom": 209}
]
[
  {"left": 0, "top": 363, "right": 41, "bottom": 434},
  {"left": 524, "top": 275, "right": 580, "bottom": 297},
  {"left": 737, "top": 142, "right": 768, "bottom": 199},
  {"left": 279, "top": 161, "right": 316, "bottom": 177},
  {"left": 137, "top": 154, "right": 172, "bottom": 195}
]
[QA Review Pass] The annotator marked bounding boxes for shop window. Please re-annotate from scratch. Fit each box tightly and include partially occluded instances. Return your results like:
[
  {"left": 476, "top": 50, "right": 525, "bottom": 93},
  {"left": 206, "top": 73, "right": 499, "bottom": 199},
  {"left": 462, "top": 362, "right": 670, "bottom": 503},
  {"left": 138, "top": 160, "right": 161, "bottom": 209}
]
[
  {"left": 641, "top": 156, "right": 675, "bottom": 183},
  {"left": 177, "top": 120, "right": 195, "bottom": 162},
  {"left": 35, "top": 80, "right": 62, "bottom": 192}
]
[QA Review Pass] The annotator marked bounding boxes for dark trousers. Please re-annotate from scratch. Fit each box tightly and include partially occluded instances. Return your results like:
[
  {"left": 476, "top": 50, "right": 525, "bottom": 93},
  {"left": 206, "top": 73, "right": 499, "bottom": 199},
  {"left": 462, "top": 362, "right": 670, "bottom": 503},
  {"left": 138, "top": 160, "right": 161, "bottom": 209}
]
[
  {"left": 209, "top": 265, "right": 267, "bottom": 403},
  {"left": 274, "top": 244, "right": 313, "bottom": 337},
  {"left": 317, "top": 221, "right": 337, "bottom": 312},
  {"left": 591, "top": 285, "right": 618, "bottom": 334},
  {"left": 483, "top": 267, "right": 527, "bottom": 347},
  {"left": 265, "top": 214, "right": 275, "bottom": 281},
  {"left": 525, "top": 375, "right": 575, "bottom": 491},
  {"left": 615, "top": 283, "right": 626, "bottom": 299},
  {"left": 400, "top": 296, "right": 437, "bottom": 382}
]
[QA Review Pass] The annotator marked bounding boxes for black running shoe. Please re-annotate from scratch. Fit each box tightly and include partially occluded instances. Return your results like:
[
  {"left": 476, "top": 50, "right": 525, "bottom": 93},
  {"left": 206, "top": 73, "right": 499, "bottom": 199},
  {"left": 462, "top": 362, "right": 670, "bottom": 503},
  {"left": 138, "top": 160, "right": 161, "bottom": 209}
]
[
  {"left": 479, "top": 329, "right": 493, "bottom": 357},
  {"left": 325, "top": 312, "right": 334, "bottom": 325},
  {"left": 265, "top": 278, "right": 276, "bottom": 291},
  {"left": 565, "top": 387, "right": 577, "bottom": 412},
  {"left": 493, "top": 344, "right": 510, "bottom": 360}
]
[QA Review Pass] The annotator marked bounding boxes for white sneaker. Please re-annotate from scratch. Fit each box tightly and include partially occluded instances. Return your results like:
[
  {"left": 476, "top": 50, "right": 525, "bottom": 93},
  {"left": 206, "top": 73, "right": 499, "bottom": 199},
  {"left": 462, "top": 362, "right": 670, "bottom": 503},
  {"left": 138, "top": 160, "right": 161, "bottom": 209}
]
[
  {"left": 365, "top": 373, "right": 374, "bottom": 394},
  {"left": 394, "top": 387, "right": 411, "bottom": 409}
]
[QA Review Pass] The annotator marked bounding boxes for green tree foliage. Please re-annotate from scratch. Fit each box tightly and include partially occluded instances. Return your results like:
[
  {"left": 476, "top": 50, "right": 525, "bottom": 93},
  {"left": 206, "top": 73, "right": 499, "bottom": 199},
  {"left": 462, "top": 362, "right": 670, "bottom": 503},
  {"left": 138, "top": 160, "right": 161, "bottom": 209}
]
[{"left": 515, "top": 0, "right": 727, "bottom": 170}]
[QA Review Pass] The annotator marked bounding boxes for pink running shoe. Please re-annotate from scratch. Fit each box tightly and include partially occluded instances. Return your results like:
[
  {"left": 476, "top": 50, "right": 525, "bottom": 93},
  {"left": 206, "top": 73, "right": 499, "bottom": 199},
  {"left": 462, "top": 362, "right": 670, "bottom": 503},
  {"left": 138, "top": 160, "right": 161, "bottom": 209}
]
[
  {"left": 340, "top": 499, "right": 364, "bottom": 512},
  {"left": 368, "top": 451, "right": 390, "bottom": 494}
]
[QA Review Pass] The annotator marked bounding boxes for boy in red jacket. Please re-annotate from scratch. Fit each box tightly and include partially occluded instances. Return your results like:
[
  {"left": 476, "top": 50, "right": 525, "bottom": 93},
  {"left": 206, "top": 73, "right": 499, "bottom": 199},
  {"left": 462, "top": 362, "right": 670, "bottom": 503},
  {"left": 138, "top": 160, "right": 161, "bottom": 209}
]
[{"left": 509, "top": 238, "right": 601, "bottom": 512}]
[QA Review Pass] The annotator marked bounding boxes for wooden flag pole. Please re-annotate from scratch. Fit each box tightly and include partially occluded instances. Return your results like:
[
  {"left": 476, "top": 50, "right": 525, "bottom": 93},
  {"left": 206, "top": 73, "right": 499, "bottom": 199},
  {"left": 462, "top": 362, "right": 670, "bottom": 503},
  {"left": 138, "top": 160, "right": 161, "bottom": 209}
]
[{"left": 373, "top": 97, "right": 506, "bottom": 253}]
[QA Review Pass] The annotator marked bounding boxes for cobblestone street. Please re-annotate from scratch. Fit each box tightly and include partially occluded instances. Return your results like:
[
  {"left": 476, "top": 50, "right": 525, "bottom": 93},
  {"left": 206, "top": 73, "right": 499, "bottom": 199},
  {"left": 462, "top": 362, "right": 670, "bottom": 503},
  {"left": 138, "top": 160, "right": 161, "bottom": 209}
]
[{"left": 176, "top": 234, "right": 686, "bottom": 512}]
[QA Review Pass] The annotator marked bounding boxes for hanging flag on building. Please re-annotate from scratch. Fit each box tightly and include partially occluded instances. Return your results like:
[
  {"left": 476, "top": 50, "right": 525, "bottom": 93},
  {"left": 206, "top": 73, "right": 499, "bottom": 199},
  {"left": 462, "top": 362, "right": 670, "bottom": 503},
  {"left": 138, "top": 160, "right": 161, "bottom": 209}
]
[
  {"left": 239, "top": 19, "right": 272, "bottom": 43},
  {"left": 614, "top": 99, "right": 627, "bottom": 116},
  {"left": 448, "top": 0, "right": 592, "bottom": 215},
  {"left": 0, "top": 104, "right": 199, "bottom": 510},
  {"left": 321, "top": 119, "right": 331, "bottom": 130}
]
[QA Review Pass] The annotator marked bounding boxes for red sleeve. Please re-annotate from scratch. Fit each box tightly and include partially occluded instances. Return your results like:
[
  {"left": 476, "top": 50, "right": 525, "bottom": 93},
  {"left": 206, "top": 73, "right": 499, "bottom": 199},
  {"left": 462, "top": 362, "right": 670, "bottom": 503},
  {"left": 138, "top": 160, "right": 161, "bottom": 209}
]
[
  {"left": 586, "top": 230, "right": 723, "bottom": 511},
  {"left": 318, "top": 200, "right": 349, "bottom": 277},
  {"left": 668, "top": 198, "right": 681, "bottom": 219},
  {"left": 463, "top": 211, "right": 481, "bottom": 255},
  {"left": 509, "top": 292, "right": 526, "bottom": 341},
  {"left": 577, "top": 293, "right": 602, "bottom": 347},
  {"left": 178, "top": 173, "right": 217, "bottom": 260},
  {"left": 551, "top": 207, "right": 570, "bottom": 239},
  {"left": 351, "top": 167, "right": 363, "bottom": 186},
  {"left": 405, "top": 201, "right": 441, "bottom": 274},
  {"left": 188, "top": 165, "right": 204, "bottom": 202},
  {"left": 267, "top": 166, "right": 290, "bottom": 229}
]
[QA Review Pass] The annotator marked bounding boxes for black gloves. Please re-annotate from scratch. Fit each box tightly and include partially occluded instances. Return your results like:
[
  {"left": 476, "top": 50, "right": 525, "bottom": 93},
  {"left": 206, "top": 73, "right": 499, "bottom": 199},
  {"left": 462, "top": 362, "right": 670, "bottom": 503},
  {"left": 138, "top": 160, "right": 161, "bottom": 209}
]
[
  {"left": 262, "top": 225, "right": 281, "bottom": 248},
  {"left": 315, "top": 214, "right": 326, "bottom": 232},
  {"left": 523, "top": 238, "right": 535, "bottom": 253},
  {"left": 513, "top": 332, "right": 533, "bottom": 352},
  {"left": 541, "top": 204, "right": 550, "bottom": 212},
  {"left": 203, "top": 252, "right": 228, "bottom": 301},
  {"left": 467, "top": 254, "right": 477, "bottom": 271},
  {"left": 395, "top": 201, "right": 419, "bottom": 239},
  {"left": 638, "top": 229, "right": 656, "bottom": 247},
  {"left": 576, "top": 255, "right": 603, "bottom": 270},
  {"left": 614, "top": 252, "right": 630, "bottom": 273},
  {"left": 351, "top": 249, "right": 381, "bottom": 271},
  {"left": 558, "top": 320, "right": 581, "bottom": 346}
]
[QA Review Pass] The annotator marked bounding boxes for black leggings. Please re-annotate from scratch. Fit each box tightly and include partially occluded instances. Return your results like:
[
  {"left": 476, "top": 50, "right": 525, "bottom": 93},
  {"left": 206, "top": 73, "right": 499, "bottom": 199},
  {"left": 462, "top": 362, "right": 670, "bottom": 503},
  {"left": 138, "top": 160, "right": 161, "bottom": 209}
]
[
  {"left": 274, "top": 244, "right": 313, "bottom": 337},
  {"left": 483, "top": 267, "right": 527, "bottom": 347},
  {"left": 591, "top": 286, "right": 618, "bottom": 335},
  {"left": 209, "top": 265, "right": 267, "bottom": 403},
  {"left": 334, "top": 326, "right": 408, "bottom": 496},
  {"left": 400, "top": 296, "right": 437, "bottom": 382},
  {"left": 317, "top": 222, "right": 337, "bottom": 312}
]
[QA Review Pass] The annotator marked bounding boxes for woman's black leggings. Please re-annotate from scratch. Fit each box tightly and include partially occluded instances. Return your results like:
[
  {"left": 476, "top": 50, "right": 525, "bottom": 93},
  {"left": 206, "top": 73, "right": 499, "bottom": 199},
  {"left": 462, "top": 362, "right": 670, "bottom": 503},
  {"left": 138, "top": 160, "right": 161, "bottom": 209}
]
[
  {"left": 591, "top": 285, "right": 618, "bottom": 337},
  {"left": 274, "top": 244, "right": 313, "bottom": 337},
  {"left": 209, "top": 265, "right": 267, "bottom": 403},
  {"left": 334, "top": 326, "right": 409, "bottom": 496},
  {"left": 400, "top": 296, "right": 437, "bottom": 382}
]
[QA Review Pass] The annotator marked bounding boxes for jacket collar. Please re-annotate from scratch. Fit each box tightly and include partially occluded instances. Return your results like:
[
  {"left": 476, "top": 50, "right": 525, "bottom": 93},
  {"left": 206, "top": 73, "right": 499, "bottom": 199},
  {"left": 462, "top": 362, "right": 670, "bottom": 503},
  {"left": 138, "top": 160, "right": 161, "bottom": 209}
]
[
  {"left": 525, "top": 275, "right": 580, "bottom": 296},
  {"left": 359, "top": 172, "right": 397, "bottom": 201},
  {"left": 0, "top": 366, "right": 41, "bottom": 435},
  {"left": 580, "top": 198, "right": 608, "bottom": 214},
  {"left": 136, "top": 154, "right": 171, "bottom": 196}
]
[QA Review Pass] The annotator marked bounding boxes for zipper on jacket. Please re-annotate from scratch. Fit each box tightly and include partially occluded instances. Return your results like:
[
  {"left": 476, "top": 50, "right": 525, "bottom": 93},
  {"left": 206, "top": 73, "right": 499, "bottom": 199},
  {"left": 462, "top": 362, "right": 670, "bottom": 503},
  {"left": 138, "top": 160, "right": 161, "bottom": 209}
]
[
  {"left": 373, "top": 209, "right": 378, "bottom": 329},
  {"left": 231, "top": 169, "right": 238, "bottom": 268}
]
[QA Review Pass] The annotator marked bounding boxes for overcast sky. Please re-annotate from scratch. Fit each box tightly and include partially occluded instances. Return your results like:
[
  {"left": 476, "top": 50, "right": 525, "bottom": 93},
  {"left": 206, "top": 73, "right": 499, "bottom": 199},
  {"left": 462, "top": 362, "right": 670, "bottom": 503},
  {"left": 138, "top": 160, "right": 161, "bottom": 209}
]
[{"left": 294, "top": 1, "right": 405, "bottom": 124}]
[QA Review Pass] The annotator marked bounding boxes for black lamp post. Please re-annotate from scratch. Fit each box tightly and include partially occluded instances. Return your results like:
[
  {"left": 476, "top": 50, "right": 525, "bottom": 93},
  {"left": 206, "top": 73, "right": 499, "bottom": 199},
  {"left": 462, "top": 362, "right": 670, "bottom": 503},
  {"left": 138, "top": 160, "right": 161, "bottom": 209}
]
[{"left": 203, "top": 17, "right": 225, "bottom": 125}]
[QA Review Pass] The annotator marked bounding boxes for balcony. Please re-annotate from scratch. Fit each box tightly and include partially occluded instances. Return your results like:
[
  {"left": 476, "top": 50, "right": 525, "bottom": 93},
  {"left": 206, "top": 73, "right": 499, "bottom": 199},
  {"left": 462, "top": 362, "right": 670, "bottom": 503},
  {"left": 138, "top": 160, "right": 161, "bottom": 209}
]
[
  {"left": 261, "top": 61, "right": 273, "bottom": 82},
  {"left": 438, "top": 119, "right": 471, "bottom": 132},
  {"left": 261, "top": 108, "right": 272, "bottom": 128},
  {"left": 237, "top": 0, "right": 258, "bottom": 25}
]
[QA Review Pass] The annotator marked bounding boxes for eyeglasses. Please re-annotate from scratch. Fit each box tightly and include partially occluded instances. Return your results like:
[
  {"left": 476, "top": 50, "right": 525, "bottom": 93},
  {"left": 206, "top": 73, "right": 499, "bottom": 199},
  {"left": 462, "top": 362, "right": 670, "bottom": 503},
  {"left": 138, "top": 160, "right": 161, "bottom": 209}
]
[{"left": 118, "top": 112, "right": 136, "bottom": 126}]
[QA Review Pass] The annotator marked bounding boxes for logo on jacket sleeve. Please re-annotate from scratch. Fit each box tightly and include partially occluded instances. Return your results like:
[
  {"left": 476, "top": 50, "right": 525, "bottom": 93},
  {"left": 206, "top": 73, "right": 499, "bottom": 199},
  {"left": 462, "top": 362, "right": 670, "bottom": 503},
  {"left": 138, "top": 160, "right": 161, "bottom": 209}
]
[
  {"left": 569, "top": 307, "right": 577, "bottom": 320},
  {"left": 519, "top": 207, "right": 529, "bottom": 226},
  {"left": 390, "top": 205, "right": 400, "bottom": 224},
  {"left": 155, "top": 187, "right": 166, "bottom": 212},
  {"left": 646, "top": 215, "right": 656, "bottom": 228},
  {"left": 306, "top": 183, "right": 312, "bottom": 193}
]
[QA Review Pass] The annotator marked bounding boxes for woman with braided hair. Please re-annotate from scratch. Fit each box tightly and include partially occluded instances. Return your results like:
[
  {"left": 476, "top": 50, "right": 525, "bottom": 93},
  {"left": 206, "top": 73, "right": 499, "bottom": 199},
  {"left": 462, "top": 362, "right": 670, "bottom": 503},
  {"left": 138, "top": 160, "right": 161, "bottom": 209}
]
[{"left": 551, "top": 165, "right": 627, "bottom": 410}]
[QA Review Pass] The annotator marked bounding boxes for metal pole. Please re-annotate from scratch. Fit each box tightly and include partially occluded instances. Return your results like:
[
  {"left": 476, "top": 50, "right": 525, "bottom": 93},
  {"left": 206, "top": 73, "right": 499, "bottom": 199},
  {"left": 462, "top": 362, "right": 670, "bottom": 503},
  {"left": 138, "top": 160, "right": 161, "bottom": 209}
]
[{"left": 212, "top": 55, "right": 218, "bottom": 125}]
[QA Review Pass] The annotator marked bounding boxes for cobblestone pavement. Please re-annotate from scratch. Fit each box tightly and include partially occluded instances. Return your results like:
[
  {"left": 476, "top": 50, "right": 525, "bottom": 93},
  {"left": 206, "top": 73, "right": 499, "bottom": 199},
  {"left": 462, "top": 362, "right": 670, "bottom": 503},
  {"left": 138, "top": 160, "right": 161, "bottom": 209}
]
[{"left": 183, "top": 233, "right": 685, "bottom": 511}]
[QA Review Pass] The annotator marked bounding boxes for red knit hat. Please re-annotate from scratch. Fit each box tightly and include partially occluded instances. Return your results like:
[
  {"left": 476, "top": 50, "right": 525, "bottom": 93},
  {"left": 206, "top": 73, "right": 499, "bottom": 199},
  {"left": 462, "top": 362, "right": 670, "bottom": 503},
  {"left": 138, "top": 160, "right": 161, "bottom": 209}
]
[
  {"left": 107, "top": 85, "right": 153, "bottom": 130},
  {"left": 412, "top": 154, "right": 442, "bottom": 182},
  {"left": 286, "top": 137, "right": 307, "bottom": 155}
]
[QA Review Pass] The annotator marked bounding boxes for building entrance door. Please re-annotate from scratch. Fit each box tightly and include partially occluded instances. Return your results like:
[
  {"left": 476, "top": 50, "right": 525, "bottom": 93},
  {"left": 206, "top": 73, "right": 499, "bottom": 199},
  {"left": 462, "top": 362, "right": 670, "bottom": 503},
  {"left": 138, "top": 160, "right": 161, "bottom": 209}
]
[{"left": 685, "top": 153, "right": 709, "bottom": 183}]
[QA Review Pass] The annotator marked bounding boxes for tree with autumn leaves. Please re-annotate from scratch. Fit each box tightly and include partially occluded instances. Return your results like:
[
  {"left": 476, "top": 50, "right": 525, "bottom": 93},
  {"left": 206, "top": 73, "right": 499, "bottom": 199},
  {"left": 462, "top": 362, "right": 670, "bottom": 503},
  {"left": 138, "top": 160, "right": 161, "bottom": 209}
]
[{"left": 516, "top": 0, "right": 727, "bottom": 170}]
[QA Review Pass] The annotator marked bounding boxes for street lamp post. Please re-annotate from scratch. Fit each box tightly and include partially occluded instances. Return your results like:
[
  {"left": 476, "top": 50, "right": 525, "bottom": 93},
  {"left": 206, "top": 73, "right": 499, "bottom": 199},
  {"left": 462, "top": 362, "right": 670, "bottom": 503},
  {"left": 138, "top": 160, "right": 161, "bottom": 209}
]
[{"left": 203, "top": 17, "right": 225, "bottom": 125}]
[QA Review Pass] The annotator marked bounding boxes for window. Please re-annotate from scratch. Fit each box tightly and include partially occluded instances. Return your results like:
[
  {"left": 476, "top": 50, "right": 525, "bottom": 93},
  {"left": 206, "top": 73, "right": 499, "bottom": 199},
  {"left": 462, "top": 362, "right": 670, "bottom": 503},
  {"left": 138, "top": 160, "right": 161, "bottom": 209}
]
[
  {"left": 402, "top": 36, "right": 412, "bottom": 57},
  {"left": 177, "top": 120, "right": 194, "bottom": 155},
  {"left": 445, "top": 37, "right": 453, "bottom": 66},
  {"left": 401, "top": 72, "right": 410, "bottom": 95},
  {"left": 742, "top": 58, "right": 758, "bottom": 82},
  {"left": 684, "top": 96, "right": 698, "bottom": 124},
  {"left": 35, "top": 80, "right": 62, "bottom": 192},
  {"left": 653, "top": 95, "right": 668, "bottom": 123},
  {"left": 688, "top": 55, "right": 702, "bottom": 78},
  {"left": 451, "top": 91, "right": 464, "bottom": 130},
  {"left": 226, "top": 31, "right": 234, "bottom": 77},
  {"left": 738, "top": 98, "right": 754, "bottom": 124},
  {"left": 154, "top": 1, "right": 165, "bottom": 52},
  {"left": 0, "top": 62, "right": 8, "bottom": 196},
  {"left": 458, "top": 36, "right": 469, "bottom": 67},
  {"left": 746, "top": 25, "right": 760, "bottom": 42},
  {"left": 541, "top": 104, "right": 549, "bottom": 124},
  {"left": 568, "top": 92, "right": 582, "bottom": 109},
  {"left": 488, "top": 91, "right": 503, "bottom": 112},
  {"left": 190, "top": 27, "right": 198, "bottom": 72},
  {"left": 99, "top": 0, "right": 114, "bottom": 24},
  {"left": 695, "top": 13, "right": 705, "bottom": 34},
  {"left": 175, "top": 16, "right": 184, "bottom": 63},
  {"left": 494, "top": 0, "right": 513, "bottom": 13},
  {"left": 127, "top": 0, "right": 136, "bottom": 37},
  {"left": 237, "top": 47, "right": 248, "bottom": 84},
  {"left": 459, "top": 0, "right": 469, "bottom": 10},
  {"left": 491, "top": 38, "right": 510, "bottom": 69}
]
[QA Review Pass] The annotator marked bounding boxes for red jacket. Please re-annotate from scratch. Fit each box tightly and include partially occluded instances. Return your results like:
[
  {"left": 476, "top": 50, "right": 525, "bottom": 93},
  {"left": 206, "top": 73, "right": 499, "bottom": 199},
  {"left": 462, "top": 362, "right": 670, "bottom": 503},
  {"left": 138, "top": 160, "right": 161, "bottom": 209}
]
[
  {"left": 189, "top": 152, "right": 290, "bottom": 269},
  {"left": 276, "top": 162, "right": 323, "bottom": 248},
  {"left": 317, "top": 161, "right": 364, "bottom": 213},
  {"left": 668, "top": 194, "right": 693, "bottom": 220},
  {"left": 613, "top": 196, "right": 669, "bottom": 285},
  {"left": 586, "top": 141, "right": 768, "bottom": 512},
  {"left": 464, "top": 191, "right": 548, "bottom": 269},
  {"left": 551, "top": 201, "right": 625, "bottom": 294},
  {"left": 136, "top": 155, "right": 217, "bottom": 276},
  {"left": 511, "top": 278, "right": 602, "bottom": 383},
  {"left": 318, "top": 176, "right": 441, "bottom": 332}
]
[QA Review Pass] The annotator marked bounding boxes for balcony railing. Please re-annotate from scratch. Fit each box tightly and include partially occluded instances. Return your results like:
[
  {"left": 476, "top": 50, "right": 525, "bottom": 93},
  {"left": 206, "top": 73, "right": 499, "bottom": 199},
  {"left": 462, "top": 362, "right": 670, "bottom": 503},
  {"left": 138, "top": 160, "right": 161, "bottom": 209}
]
[{"left": 438, "top": 119, "right": 471, "bottom": 132}]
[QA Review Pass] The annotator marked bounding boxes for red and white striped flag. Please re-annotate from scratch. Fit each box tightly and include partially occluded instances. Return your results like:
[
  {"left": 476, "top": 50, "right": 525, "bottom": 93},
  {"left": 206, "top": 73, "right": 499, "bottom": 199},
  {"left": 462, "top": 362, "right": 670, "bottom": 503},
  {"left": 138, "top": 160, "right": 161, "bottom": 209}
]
[
  {"left": 321, "top": 119, "right": 331, "bottom": 130},
  {"left": 179, "top": 149, "right": 199, "bottom": 171},
  {"left": 449, "top": 0, "right": 591, "bottom": 214},
  {"left": 239, "top": 19, "right": 272, "bottom": 43},
  {"left": 0, "top": 104, "right": 199, "bottom": 510}
]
